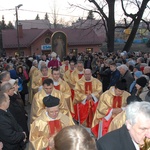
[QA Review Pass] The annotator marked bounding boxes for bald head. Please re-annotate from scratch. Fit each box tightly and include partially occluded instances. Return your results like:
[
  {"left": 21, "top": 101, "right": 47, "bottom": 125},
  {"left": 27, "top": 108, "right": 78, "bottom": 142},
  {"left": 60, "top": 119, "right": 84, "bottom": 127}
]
[
  {"left": 143, "top": 66, "right": 150, "bottom": 75},
  {"left": 84, "top": 69, "right": 92, "bottom": 81}
]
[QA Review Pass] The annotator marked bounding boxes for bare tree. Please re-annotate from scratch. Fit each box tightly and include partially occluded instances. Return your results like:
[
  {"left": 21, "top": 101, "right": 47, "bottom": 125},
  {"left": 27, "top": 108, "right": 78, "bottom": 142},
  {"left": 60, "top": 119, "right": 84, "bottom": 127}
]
[
  {"left": 121, "top": 0, "right": 150, "bottom": 51},
  {"left": 70, "top": 0, "right": 150, "bottom": 52}
]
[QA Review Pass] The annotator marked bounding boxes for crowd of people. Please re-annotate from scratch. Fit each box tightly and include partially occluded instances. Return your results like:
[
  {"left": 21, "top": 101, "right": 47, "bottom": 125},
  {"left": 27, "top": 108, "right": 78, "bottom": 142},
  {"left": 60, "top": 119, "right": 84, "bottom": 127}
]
[{"left": 0, "top": 50, "right": 150, "bottom": 150}]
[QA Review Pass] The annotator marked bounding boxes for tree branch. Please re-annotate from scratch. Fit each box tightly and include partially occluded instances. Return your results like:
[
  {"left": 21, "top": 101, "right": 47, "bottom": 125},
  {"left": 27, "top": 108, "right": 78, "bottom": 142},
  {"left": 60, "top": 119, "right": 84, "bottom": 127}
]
[
  {"left": 88, "top": 0, "right": 108, "bottom": 21},
  {"left": 115, "top": 19, "right": 134, "bottom": 29},
  {"left": 120, "top": 0, "right": 137, "bottom": 19},
  {"left": 141, "top": 19, "right": 150, "bottom": 31}
]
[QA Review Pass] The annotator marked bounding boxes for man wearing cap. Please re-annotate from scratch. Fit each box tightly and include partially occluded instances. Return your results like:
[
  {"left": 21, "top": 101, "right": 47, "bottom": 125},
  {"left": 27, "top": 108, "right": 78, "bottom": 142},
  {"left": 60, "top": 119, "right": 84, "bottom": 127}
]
[
  {"left": 30, "top": 78, "right": 71, "bottom": 124},
  {"left": 48, "top": 52, "right": 62, "bottom": 69},
  {"left": 30, "top": 95, "right": 74, "bottom": 150},
  {"left": 135, "top": 76, "right": 149, "bottom": 101},
  {"left": 92, "top": 80, "right": 130, "bottom": 139}
]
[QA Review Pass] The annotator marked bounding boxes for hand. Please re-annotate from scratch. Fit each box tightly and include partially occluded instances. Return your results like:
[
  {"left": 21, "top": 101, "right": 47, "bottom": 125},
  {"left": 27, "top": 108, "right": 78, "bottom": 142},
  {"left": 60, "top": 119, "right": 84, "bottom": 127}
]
[
  {"left": 48, "top": 133, "right": 57, "bottom": 149},
  {"left": 0, "top": 142, "right": 3, "bottom": 150},
  {"left": 86, "top": 94, "right": 92, "bottom": 100},
  {"left": 22, "top": 132, "right": 27, "bottom": 142},
  {"left": 112, "top": 108, "right": 122, "bottom": 116},
  {"left": 49, "top": 137, "right": 54, "bottom": 149}
]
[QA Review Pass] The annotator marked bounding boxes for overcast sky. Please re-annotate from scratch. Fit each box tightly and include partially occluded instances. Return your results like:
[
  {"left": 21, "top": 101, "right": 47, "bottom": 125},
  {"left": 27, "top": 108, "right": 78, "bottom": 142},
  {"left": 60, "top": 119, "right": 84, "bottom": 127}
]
[
  {"left": 0, "top": 0, "right": 91, "bottom": 24},
  {"left": 0, "top": 0, "right": 149, "bottom": 25}
]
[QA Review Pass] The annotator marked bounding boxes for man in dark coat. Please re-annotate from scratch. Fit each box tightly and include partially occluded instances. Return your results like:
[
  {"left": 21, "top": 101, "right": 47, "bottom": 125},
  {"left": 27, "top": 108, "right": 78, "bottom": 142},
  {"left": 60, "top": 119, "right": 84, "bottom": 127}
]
[
  {"left": 1, "top": 81, "right": 29, "bottom": 138},
  {"left": 96, "top": 101, "right": 150, "bottom": 150},
  {"left": 119, "top": 64, "right": 134, "bottom": 92},
  {"left": 108, "top": 62, "right": 120, "bottom": 89},
  {"left": 0, "top": 92, "right": 27, "bottom": 150}
]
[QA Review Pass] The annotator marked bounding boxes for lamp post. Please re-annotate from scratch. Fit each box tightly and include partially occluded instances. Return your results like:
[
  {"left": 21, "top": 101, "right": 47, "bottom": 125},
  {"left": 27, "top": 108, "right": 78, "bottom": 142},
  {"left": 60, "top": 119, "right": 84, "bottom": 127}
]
[{"left": 15, "top": 4, "right": 23, "bottom": 56}]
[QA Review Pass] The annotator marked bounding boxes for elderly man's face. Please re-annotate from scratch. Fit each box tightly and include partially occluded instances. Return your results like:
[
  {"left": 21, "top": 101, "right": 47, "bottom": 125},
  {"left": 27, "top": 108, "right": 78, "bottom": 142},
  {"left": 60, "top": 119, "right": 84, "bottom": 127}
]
[
  {"left": 126, "top": 115, "right": 150, "bottom": 145},
  {"left": 41, "top": 68, "right": 48, "bottom": 76},
  {"left": 84, "top": 70, "right": 92, "bottom": 81},
  {"left": 77, "top": 63, "right": 84, "bottom": 72},
  {"left": 47, "top": 105, "right": 59, "bottom": 119},
  {"left": 119, "top": 67, "right": 125, "bottom": 75}
]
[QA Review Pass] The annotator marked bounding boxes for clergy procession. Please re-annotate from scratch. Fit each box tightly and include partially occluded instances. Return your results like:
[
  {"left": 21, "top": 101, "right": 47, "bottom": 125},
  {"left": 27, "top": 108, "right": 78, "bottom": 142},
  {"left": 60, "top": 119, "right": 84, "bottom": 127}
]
[{"left": 0, "top": 50, "right": 150, "bottom": 150}]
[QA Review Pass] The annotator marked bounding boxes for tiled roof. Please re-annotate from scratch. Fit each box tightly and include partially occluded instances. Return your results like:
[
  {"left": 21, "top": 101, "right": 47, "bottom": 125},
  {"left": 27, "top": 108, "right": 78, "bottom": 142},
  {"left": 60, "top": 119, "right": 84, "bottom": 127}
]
[
  {"left": 51, "top": 28, "right": 103, "bottom": 45},
  {"left": 2, "top": 28, "right": 104, "bottom": 49},
  {"left": 18, "top": 20, "right": 51, "bottom": 29},
  {"left": 2, "top": 29, "right": 44, "bottom": 48}
]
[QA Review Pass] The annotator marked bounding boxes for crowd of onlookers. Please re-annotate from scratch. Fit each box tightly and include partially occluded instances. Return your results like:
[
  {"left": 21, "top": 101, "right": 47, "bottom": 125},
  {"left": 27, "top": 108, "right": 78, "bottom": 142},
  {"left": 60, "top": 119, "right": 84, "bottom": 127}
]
[
  {"left": 0, "top": 50, "right": 150, "bottom": 150},
  {"left": 1, "top": 50, "right": 150, "bottom": 100}
]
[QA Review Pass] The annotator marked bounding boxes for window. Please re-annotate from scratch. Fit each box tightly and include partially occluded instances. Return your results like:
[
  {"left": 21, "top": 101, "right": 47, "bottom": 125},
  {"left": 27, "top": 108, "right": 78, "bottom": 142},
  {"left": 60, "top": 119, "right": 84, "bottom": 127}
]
[
  {"left": 86, "top": 48, "right": 93, "bottom": 53},
  {"left": 45, "top": 38, "right": 50, "bottom": 44},
  {"left": 69, "top": 49, "right": 78, "bottom": 56}
]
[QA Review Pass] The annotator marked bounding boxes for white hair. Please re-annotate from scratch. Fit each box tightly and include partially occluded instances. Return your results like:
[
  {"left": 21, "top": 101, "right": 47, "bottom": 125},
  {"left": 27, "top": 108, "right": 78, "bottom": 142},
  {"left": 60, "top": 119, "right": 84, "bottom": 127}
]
[
  {"left": 126, "top": 101, "right": 150, "bottom": 125},
  {"left": 33, "top": 60, "right": 38, "bottom": 65},
  {"left": 120, "top": 64, "right": 128, "bottom": 71}
]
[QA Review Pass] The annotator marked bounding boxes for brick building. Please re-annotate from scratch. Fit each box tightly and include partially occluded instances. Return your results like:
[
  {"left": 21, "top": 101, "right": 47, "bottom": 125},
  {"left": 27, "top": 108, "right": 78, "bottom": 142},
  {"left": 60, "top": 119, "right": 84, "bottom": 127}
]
[{"left": 2, "top": 24, "right": 104, "bottom": 58}]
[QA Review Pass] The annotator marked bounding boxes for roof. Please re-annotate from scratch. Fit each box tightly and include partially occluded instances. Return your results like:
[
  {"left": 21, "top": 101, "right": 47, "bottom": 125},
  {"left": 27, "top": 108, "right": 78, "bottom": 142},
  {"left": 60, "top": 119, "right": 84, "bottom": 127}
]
[
  {"left": 2, "top": 29, "right": 44, "bottom": 48},
  {"left": 18, "top": 20, "right": 51, "bottom": 29},
  {"left": 2, "top": 28, "right": 104, "bottom": 49},
  {"left": 72, "top": 19, "right": 106, "bottom": 39},
  {"left": 51, "top": 28, "right": 103, "bottom": 45}
]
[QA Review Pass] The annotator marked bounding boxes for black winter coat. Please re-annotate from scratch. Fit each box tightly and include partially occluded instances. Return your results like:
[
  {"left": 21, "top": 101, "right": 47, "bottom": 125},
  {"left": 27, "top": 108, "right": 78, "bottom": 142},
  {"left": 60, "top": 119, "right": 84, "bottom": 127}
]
[
  {"left": 96, "top": 125, "right": 136, "bottom": 150},
  {"left": 0, "top": 109, "right": 25, "bottom": 150},
  {"left": 9, "top": 93, "right": 29, "bottom": 138}
]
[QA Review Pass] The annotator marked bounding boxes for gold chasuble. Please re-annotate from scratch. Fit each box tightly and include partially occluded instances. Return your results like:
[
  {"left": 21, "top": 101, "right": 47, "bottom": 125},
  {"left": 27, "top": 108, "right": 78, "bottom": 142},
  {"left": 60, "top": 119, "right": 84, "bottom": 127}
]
[
  {"left": 91, "top": 86, "right": 130, "bottom": 138},
  {"left": 30, "top": 88, "right": 71, "bottom": 124},
  {"left": 74, "top": 76, "right": 102, "bottom": 127},
  {"left": 28, "top": 66, "right": 39, "bottom": 104},
  {"left": 60, "top": 64, "right": 70, "bottom": 76},
  {"left": 70, "top": 69, "right": 84, "bottom": 87},
  {"left": 63, "top": 70, "right": 73, "bottom": 84},
  {"left": 32, "top": 69, "right": 52, "bottom": 92},
  {"left": 108, "top": 110, "right": 126, "bottom": 132},
  {"left": 53, "top": 78, "right": 74, "bottom": 116},
  {"left": 30, "top": 110, "right": 74, "bottom": 150}
]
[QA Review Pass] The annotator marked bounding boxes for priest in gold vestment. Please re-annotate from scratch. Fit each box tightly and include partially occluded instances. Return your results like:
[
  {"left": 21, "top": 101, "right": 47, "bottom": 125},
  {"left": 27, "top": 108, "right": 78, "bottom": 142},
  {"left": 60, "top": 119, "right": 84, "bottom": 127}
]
[
  {"left": 63, "top": 61, "right": 75, "bottom": 85},
  {"left": 108, "top": 95, "right": 149, "bottom": 150},
  {"left": 30, "top": 95, "right": 74, "bottom": 150},
  {"left": 28, "top": 60, "right": 39, "bottom": 104},
  {"left": 51, "top": 68, "right": 74, "bottom": 116},
  {"left": 74, "top": 69, "right": 102, "bottom": 128},
  {"left": 108, "top": 95, "right": 142, "bottom": 132},
  {"left": 32, "top": 65, "right": 52, "bottom": 93},
  {"left": 30, "top": 78, "right": 71, "bottom": 124},
  {"left": 70, "top": 61, "right": 84, "bottom": 88},
  {"left": 60, "top": 57, "right": 70, "bottom": 77},
  {"left": 92, "top": 80, "right": 130, "bottom": 139}
]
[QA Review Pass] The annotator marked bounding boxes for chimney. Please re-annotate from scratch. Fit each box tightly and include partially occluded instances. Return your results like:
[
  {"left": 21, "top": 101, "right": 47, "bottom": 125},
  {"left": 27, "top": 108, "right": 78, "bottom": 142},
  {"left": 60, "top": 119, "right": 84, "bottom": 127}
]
[{"left": 18, "top": 23, "right": 23, "bottom": 38}]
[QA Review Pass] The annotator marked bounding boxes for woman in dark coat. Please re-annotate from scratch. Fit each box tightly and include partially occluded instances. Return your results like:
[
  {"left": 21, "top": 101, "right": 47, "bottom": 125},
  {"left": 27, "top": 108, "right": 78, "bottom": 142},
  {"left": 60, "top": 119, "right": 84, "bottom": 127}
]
[
  {"left": 8, "top": 79, "right": 29, "bottom": 139},
  {"left": 16, "top": 65, "right": 29, "bottom": 105}
]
